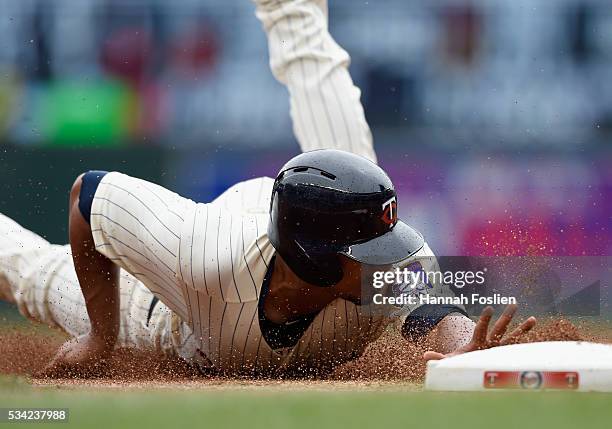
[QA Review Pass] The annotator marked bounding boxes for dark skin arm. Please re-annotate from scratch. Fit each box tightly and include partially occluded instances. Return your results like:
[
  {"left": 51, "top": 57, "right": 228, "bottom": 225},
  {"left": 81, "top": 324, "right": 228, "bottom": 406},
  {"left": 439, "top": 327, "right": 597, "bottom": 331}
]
[{"left": 42, "top": 174, "right": 120, "bottom": 378}]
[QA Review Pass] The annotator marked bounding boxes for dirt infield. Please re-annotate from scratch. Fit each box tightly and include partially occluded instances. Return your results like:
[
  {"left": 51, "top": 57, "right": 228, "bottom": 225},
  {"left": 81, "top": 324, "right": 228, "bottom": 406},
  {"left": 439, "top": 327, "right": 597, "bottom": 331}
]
[{"left": 1, "top": 317, "right": 610, "bottom": 391}]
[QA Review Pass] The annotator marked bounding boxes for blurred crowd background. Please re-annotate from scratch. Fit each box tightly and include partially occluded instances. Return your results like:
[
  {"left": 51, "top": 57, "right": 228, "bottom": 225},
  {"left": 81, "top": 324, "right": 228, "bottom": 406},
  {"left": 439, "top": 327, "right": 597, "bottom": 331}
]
[
  {"left": 0, "top": 0, "right": 610, "bottom": 259},
  {"left": 2, "top": 0, "right": 612, "bottom": 147}
]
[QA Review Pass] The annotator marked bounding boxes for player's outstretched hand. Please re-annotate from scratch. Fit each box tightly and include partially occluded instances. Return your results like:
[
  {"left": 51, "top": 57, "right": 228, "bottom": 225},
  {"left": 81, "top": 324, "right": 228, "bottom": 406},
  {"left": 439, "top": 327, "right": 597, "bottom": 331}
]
[
  {"left": 38, "top": 334, "right": 113, "bottom": 378},
  {"left": 423, "top": 304, "right": 536, "bottom": 361}
]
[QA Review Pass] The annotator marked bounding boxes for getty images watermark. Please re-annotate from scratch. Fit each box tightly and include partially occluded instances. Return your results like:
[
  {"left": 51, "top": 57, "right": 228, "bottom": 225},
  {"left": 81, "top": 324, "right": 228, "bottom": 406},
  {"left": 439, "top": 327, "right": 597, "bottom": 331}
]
[
  {"left": 369, "top": 265, "right": 517, "bottom": 307},
  {"left": 363, "top": 256, "right": 606, "bottom": 317}
]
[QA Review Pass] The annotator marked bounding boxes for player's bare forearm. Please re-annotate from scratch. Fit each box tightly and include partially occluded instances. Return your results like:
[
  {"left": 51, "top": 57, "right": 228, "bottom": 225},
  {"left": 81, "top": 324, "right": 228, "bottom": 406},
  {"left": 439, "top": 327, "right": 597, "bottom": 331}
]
[
  {"left": 68, "top": 174, "right": 119, "bottom": 348},
  {"left": 42, "top": 176, "right": 121, "bottom": 378},
  {"left": 424, "top": 313, "right": 475, "bottom": 355}
]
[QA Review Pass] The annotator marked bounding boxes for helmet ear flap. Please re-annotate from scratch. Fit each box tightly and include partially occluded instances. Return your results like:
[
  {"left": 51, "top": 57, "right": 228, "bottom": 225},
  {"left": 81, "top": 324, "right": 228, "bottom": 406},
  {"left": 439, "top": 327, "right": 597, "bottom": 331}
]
[
  {"left": 268, "top": 185, "right": 344, "bottom": 287},
  {"left": 284, "top": 240, "right": 343, "bottom": 287},
  {"left": 314, "top": 254, "right": 343, "bottom": 286}
]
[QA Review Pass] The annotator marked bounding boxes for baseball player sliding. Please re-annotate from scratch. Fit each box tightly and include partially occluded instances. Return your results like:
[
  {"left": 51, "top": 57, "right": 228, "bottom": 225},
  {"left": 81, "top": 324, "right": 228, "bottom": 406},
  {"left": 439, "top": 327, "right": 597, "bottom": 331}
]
[
  {"left": 0, "top": 149, "right": 536, "bottom": 376},
  {"left": 0, "top": 0, "right": 536, "bottom": 377}
]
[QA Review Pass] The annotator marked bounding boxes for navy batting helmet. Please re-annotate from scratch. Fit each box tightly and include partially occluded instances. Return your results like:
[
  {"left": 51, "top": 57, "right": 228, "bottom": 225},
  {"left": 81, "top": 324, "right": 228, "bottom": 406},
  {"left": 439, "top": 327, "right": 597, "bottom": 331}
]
[{"left": 268, "top": 149, "right": 424, "bottom": 287}]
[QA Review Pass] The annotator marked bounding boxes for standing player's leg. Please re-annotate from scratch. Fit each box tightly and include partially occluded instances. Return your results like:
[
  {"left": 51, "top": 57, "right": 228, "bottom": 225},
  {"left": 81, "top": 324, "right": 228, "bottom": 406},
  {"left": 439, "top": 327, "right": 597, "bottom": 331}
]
[{"left": 253, "top": 0, "right": 377, "bottom": 163}]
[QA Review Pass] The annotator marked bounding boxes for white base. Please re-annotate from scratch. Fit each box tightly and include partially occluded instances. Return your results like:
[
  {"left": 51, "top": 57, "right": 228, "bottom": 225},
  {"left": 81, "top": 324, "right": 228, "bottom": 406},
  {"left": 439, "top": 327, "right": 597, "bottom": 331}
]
[{"left": 425, "top": 341, "right": 612, "bottom": 392}]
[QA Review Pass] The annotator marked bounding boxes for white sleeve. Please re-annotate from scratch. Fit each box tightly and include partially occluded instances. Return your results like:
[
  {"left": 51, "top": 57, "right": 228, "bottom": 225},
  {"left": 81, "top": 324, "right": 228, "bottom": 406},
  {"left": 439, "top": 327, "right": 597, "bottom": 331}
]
[
  {"left": 90, "top": 172, "right": 193, "bottom": 322},
  {"left": 253, "top": 0, "right": 377, "bottom": 163}
]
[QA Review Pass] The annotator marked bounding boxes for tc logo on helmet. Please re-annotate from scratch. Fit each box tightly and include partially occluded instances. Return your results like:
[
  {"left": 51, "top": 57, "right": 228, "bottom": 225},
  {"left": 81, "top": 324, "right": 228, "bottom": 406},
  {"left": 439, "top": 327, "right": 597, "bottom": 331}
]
[{"left": 381, "top": 196, "right": 397, "bottom": 226}]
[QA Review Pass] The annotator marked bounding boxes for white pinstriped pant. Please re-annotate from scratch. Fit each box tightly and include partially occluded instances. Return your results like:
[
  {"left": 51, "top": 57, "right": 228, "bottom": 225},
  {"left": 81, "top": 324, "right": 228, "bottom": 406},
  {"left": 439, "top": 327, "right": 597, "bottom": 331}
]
[
  {"left": 0, "top": 209, "right": 196, "bottom": 361},
  {"left": 254, "top": 0, "right": 377, "bottom": 163}
]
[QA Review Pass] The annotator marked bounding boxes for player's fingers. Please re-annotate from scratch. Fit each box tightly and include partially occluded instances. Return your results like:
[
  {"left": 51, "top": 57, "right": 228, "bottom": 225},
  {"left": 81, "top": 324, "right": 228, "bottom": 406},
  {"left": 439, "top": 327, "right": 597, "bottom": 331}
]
[
  {"left": 501, "top": 316, "right": 537, "bottom": 345},
  {"left": 423, "top": 351, "right": 447, "bottom": 361},
  {"left": 471, "top": 306, "right": 494, "bottom": 347},
  {"left": 488, "top": 304, "right": 517, "bottom": 345}
]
